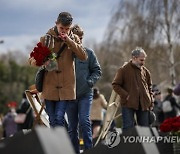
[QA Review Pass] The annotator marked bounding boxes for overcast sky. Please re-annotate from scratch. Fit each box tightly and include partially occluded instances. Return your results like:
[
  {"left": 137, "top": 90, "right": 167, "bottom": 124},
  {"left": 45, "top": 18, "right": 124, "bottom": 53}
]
[{"left": 0, "top": 0, "right": 119, "bottom": 53}]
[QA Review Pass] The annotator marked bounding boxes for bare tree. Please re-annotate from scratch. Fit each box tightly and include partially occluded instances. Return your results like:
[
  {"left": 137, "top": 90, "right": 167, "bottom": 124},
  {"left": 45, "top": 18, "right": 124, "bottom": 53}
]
[{"left": 104, "top": 0, "right": 180, "bottom": 86}]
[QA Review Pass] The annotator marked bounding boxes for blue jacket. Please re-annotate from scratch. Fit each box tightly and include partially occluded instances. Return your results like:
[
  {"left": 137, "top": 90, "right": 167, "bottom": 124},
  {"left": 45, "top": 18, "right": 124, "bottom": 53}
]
[{"left": 75, "top": 47, "right": 101, "bottom": 98}]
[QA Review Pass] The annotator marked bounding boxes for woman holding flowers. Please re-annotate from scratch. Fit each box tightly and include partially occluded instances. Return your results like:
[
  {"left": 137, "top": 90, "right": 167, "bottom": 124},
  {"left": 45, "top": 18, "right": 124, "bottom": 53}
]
[{"left": 29, "top": 12, "right": 87, "bottom": 128}]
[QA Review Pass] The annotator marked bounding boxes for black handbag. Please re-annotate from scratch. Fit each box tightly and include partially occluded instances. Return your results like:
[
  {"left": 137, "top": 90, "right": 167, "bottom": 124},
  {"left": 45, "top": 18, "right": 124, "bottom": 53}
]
[
  {"left": 35, "top": 43, "right": 66, "bottom": 92},
  {"left": 35, "top": 66, "right": 46, "bottom": 92},
  {"left": 148, "top": 110, "right": 156, "bottom": 125}
]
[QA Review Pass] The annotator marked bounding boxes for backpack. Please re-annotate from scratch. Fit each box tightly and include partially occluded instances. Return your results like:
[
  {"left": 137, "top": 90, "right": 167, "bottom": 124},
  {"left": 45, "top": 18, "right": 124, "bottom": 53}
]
[{"left": 162, "top": 100, "right": 173, "bottom": 113}]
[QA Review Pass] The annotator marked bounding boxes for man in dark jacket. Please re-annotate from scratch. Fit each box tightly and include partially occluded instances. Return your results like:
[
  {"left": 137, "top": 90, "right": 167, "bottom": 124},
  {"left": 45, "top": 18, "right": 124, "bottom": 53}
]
[
  {"left": 66, "top": 25, "right": 102, "bottom": 153},
  {"left": 112, "top": 47, "right": 154, "bottom": 131}
]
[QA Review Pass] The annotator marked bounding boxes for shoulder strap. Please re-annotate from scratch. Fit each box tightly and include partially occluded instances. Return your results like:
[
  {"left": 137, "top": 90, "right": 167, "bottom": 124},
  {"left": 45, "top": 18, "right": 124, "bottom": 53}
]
[
  {"left": 56, "top": 43, "right": 66, "bottom": 59},
  {"left": 26, "top": 106, "right": 31, "bottom": 114},
  {"left": 45, "top": 31, "right": 66, "bottom": 59}
]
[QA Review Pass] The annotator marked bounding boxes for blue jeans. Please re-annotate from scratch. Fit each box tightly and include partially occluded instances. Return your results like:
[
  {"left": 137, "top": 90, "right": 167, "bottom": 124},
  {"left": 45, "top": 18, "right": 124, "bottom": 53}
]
[
  {"left": 45, "top": 100, "right": 67, "bottom": 127},
  {"left": 122, "top": 106, "right": 149, "bottom": 131},
  {"left": 66, "top": 94, "right": 93, "bottom": 154}
]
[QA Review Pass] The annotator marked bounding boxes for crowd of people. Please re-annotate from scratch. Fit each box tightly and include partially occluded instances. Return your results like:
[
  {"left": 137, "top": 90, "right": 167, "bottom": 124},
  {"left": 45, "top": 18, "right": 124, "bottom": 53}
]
[
  {"left": 0, "top": 11, "right": 180, "bottom": 154},
  {"left": 152, "top": 85, "right": 180, "bottom": 129},
  {"left": 1, "top": 93, "right": 34, "bottom": 139}
]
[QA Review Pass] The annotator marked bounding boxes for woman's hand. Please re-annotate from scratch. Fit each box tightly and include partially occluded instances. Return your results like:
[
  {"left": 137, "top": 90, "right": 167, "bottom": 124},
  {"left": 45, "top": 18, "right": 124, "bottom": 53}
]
[{"left": 29, "top": 57, "right": 36, "bottom": 66}]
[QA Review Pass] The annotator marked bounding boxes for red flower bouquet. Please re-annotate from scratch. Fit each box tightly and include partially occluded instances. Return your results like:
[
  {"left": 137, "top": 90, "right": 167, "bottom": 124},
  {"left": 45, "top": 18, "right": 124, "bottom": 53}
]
[
  {"left": 160, "top": 116, "right": 180, "bottom": 136},
  {"left": 30, "top": 42, "right": 55, "bottom": 66}
]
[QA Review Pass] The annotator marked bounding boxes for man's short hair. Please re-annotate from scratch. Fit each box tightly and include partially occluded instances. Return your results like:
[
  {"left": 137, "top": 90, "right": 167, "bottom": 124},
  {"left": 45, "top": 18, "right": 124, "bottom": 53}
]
[
  {"left": 131, "top": 47, "right": 147, "bottom": 57},
  {"left": 57, "top": 12, "right": 73, "bottom": 26},
  {"left": 71, "top": 24, "right": 84, "bottom": 37}
]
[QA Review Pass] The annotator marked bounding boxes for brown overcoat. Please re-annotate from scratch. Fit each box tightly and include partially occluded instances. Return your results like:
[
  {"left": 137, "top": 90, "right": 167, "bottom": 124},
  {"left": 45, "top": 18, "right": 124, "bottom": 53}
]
[
  {"left": 39, "top": 27, "right": 87, "bottom": 101},
  {"left": 112, "top": 61, "right": 154, "bottom": 110}
]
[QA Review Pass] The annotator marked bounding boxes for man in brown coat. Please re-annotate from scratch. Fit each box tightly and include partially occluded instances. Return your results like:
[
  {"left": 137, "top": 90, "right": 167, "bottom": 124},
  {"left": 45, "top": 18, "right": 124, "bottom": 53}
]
[
  {"left": 29, "top": 12, "right": 87, "bottom": 127},
  {"left": 112, "top": 47, "right": 154, "bottom": 131}
]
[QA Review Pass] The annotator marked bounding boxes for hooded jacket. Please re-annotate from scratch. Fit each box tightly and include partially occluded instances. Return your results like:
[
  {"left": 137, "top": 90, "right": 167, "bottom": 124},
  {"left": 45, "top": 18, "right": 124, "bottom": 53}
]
[
  {"left": 40, "top": 26, "right": 87, "bottom": 101},
  {"left": 112, "top": 60, "right": 154, "bottom": 110}
]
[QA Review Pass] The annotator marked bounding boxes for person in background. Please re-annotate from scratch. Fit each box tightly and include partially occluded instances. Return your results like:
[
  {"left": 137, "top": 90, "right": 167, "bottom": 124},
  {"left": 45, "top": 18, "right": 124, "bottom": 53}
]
[
  {"left": 162, "top": 87, "right": 180, "bottom": 119},
  {"left": 2, "top": 102, "right": 17, "bottom": 137},
  {"left": 0, "top": 114, "right": 4, "bottom": 139},
  {"left": 173, "top": 82, "right": 180, "bottom": 114},
  {"left": 16, "top": 92, "right": 34, "bottom": 131},
  {"left": 29, "top": 12, "right": 87, "bottom": 128},
  {"left": 66, "top": 24, "right": 101, "bottom": 153},
  {"left": 90, "top": 87, "right": 107, "bottom": 139},
  {"left": 152, "top": 86, "right": 164, "bottom": 129},
  {"left": 174, "top": 82, "right": 180, "bottom": 96},
  {"left": 112, "top": 47, "right": 154, "bottom": 131}
]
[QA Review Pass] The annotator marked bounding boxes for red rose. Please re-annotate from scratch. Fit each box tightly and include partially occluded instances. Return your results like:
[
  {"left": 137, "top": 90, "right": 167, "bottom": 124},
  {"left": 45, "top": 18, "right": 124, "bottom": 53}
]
[
  {"left": 160, "top": 123, "right": 172, "bottom": 132},
  {"left": 30, "top": 42, "right": 52, "bottom": 66},
  {"left": 172, "top": 122, "right": 180, "bottom": 131},
  {"left": 160, "top": 116, "right": 180, "bottom": 133}
]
